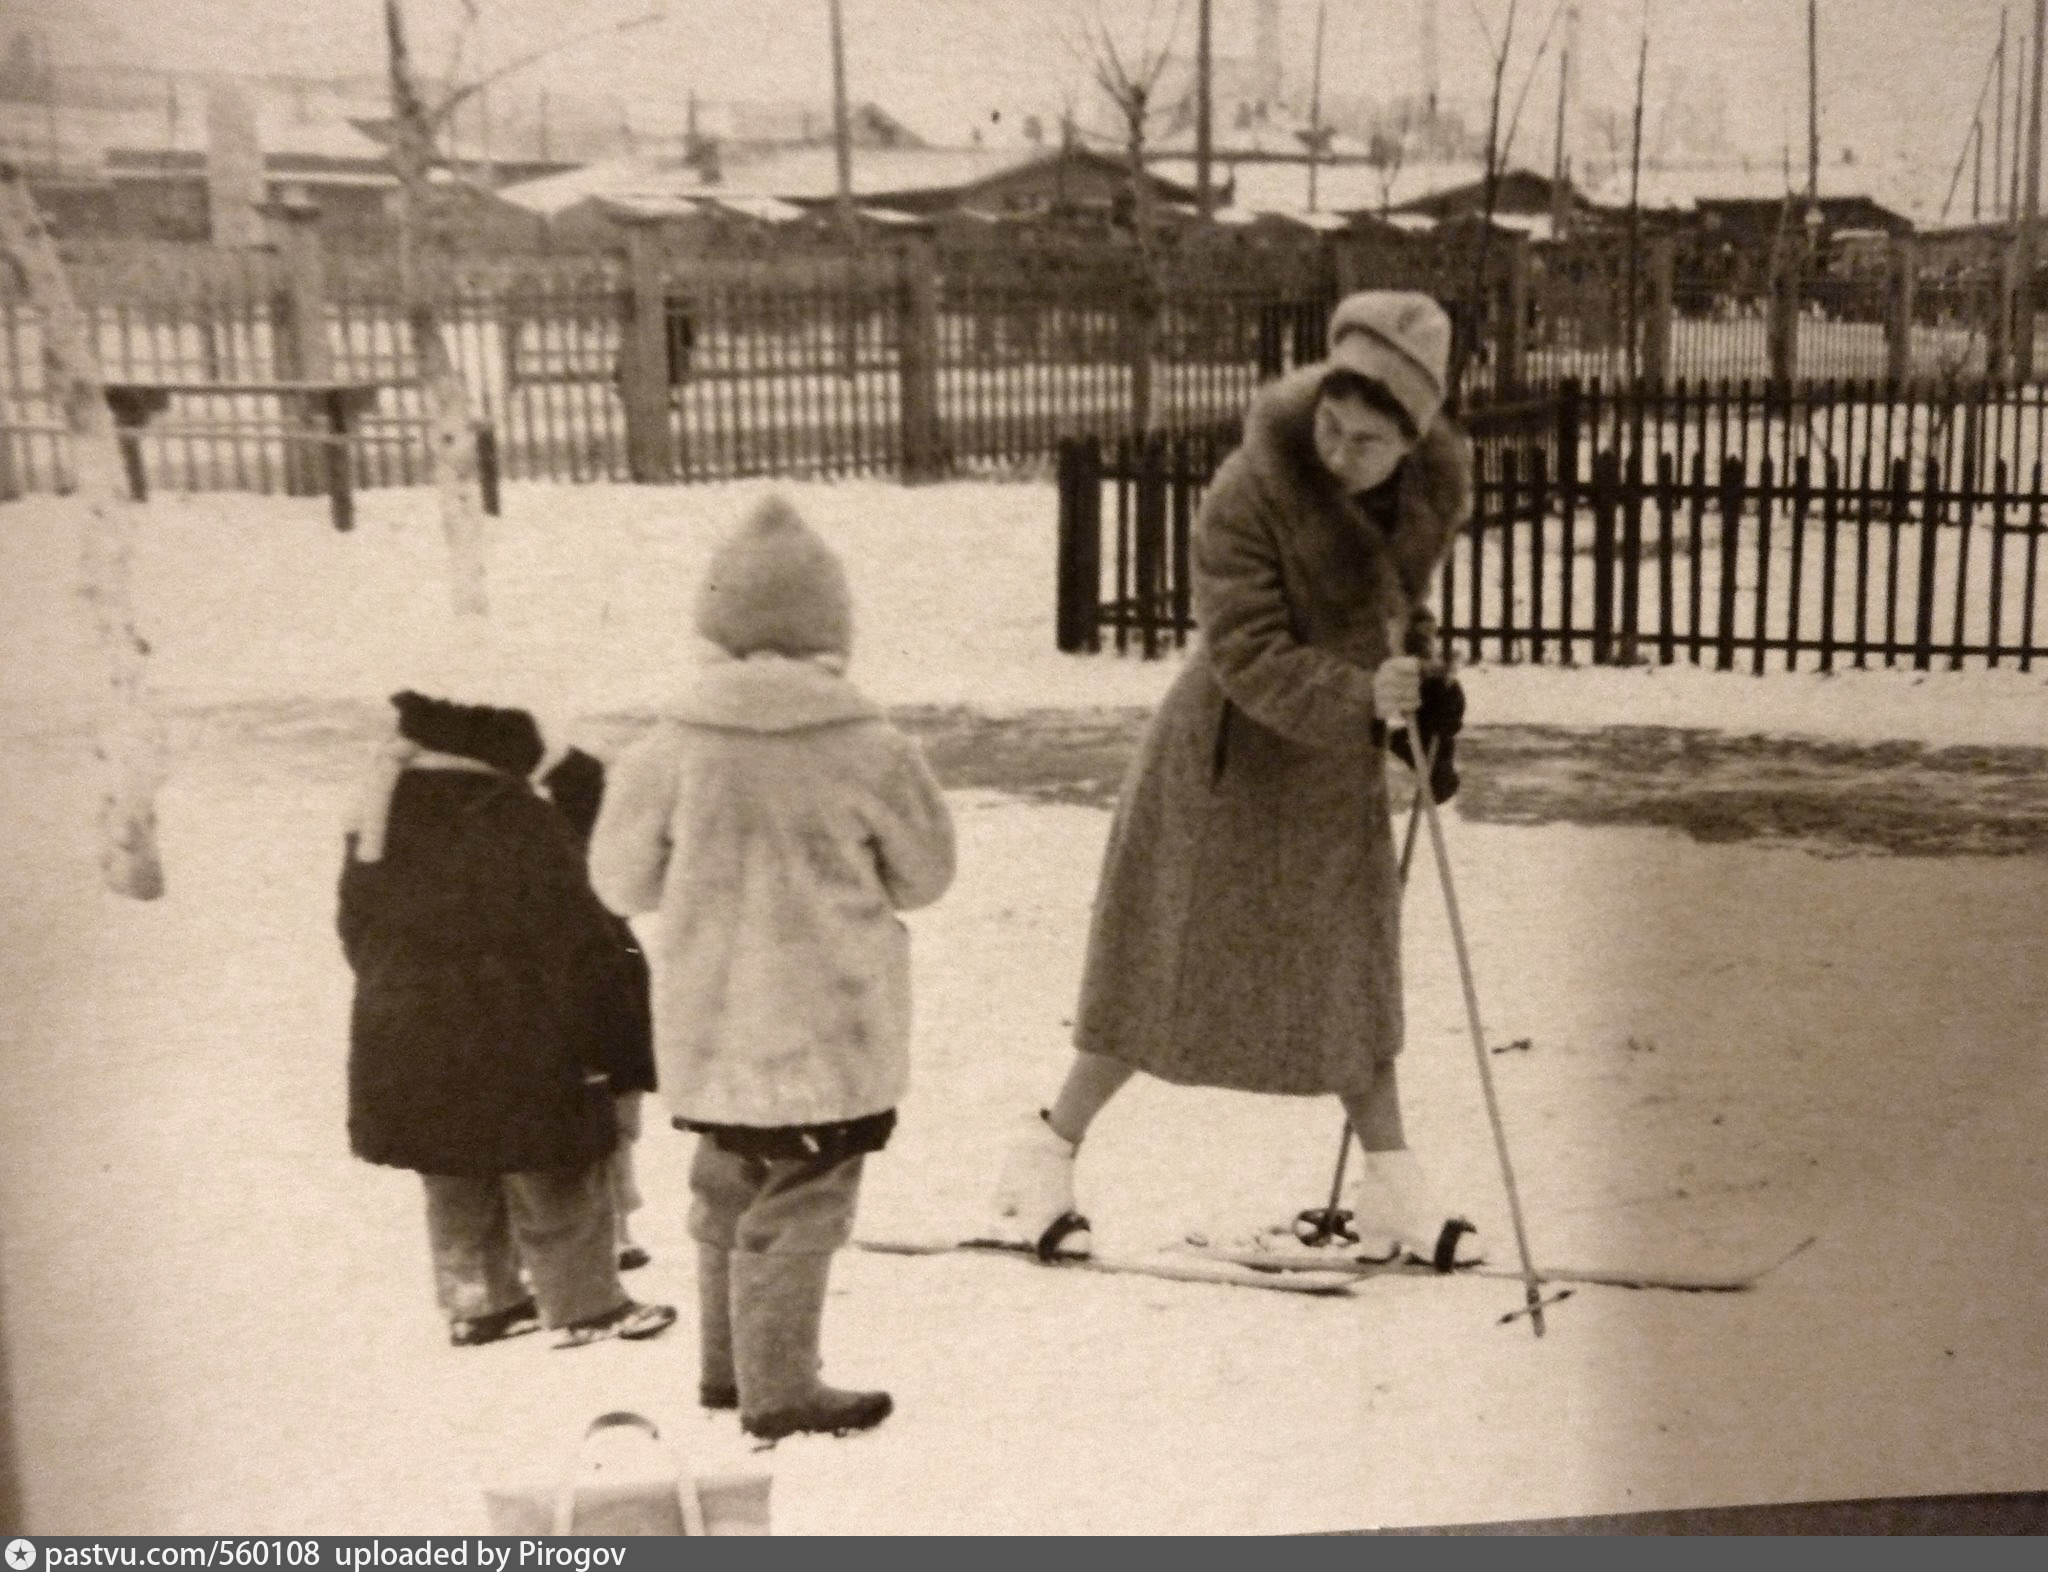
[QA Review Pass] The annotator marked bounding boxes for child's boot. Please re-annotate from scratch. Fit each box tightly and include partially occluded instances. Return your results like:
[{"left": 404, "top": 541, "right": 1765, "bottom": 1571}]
[
  {"left": 731, "top": 1251, "right": 891, "bottom": 1440},
  {"left": 696, "top": 1242, "right": 738, "bottom": 1410},
  {"left": 987, "top": 1110, "right": 1092, "bottom": 1258}
]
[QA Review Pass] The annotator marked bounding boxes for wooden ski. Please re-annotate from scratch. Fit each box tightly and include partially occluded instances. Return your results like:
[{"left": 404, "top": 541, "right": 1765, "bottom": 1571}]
[
  {"left": 1174, "top": 1233, "right": 1817, "bottom": 1292},
  {"left": 854, "top": 1236, "right": 1359, "bottom": 1296}
]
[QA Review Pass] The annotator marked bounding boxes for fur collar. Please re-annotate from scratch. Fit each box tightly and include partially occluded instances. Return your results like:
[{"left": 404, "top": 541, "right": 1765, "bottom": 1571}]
[
  {"left": 1238, "top": 365, "right": 1474, "bottom": 603},
  {"left": 664, "top": 650, "right": 881, "bottom": 734}
]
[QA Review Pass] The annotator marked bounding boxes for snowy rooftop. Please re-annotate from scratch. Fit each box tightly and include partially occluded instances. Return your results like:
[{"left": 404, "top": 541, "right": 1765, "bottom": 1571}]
[{"left": 0, "top": 99, "right": 391, "bottom": 171}]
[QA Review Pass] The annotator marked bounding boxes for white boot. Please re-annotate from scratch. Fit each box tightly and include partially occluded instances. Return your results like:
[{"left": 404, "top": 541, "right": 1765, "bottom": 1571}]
[
  {"left": 1344, "top": 1148, "right": 1482, "bottom": 1268},
  {"left": 987, "top": 1111, "right": 1092, "bottom": 1258}
]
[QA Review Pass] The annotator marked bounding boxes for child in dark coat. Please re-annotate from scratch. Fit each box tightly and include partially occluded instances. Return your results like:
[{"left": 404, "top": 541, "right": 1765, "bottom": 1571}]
[
  {"left": 339, "top": 691, "right": 677, "bottom": 1349},
  {"left": 541, "top": 744, "right": 658, "bottom": 1273}
]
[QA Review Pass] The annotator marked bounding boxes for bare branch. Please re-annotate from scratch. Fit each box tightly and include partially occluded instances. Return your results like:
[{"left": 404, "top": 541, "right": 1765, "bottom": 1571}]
[
  {"left": 1050, "top": 5, "right": 1100, "bottom": 78},
  {"left": 440, "top": 0, "right": 485, "bottom": 104},
  {"left": 1095, "top": 19, "right": 1133, "bottom": 97},
  {"left": 435, "top": 8, "right": 666, "bottom": 128},
  {"left": 1466, "top": 0, "right": 1498, "bottom": 61},
  {"left": 1500, "top": 0, "right": 1569, "bottom": 171},
  {"left": 386, "top": 0, "right": 430, "bottom": 145},
  {"left": 1082, "top": 0, "right": 1185, "bottom": 116}
]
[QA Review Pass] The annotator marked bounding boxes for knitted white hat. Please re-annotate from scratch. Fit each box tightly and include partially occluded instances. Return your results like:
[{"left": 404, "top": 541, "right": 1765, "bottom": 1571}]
[
  {"left": 693, "top": 493, "right": 854, "bottom": 659},
  {"left": 1325, "top": 290, "right": 1453, "bottom": 435}
]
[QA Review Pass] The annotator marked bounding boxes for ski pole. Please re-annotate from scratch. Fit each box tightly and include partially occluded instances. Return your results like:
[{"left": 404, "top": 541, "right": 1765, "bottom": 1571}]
[
  {"left": 1403, "top": 702, "right": 1550, "bottom": 1339},
  {"left": 1299, "top": 750, "right": 1430, "bottom": 1247}
]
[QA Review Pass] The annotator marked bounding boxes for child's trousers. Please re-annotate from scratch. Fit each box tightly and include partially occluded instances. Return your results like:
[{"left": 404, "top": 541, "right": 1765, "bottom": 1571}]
[
  {"left": 687, "top": 1141, "right": 865, "bottom": 1255},
  {"left": 421, "top": 1162, "right": 625, "bottom": 1330},
  {"left": 687, "top": 1139, "right": 880, "bottom": 1431}
]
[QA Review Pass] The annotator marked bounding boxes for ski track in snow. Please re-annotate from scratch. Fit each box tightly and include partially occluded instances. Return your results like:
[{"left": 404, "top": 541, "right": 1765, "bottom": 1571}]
[{"left": 1, "top": 479, "right": 2045, "bottom": 1533}]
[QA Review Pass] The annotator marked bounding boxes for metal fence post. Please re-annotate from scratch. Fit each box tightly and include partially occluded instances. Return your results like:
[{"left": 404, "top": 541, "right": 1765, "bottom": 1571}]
[
  {"left": 1642, "top": 238, "right": 1675, "bottom": 386},
  {"left": 268, "top": 195, "right": 332, "bottom": 496},
  {"left": 1124, "top": 267, "right": 1159, "bottom": 436},
  {"left": 1768, "top": 245, "right": 1801, "bottom": 388},
  {"left": 1987, "top": 244, "right": 2016, "bottom": 381},
  {"left": 1497, "top": 236, "right": 1529, "bottom": 398},
  {"left": 896, "top": 237, "right": 943, "bottom": 481},
  {"left": 2018, "top": 243, "right": 2038, "bottom": 385},
  {"left": 617, "top": 215, "right": 673, "bottom": 483},
  {"left": 1055, "top": 436, "right": 1103, "bottom": 652},
  {"left": 1885, "top": 237, "right": 1915, "bottom": 385}
]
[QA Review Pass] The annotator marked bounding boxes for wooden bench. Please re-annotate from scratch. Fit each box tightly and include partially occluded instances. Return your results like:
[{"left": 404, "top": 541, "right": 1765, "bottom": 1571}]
[{"left": 102, "top": 380, "right": 383, "bottom": 531}]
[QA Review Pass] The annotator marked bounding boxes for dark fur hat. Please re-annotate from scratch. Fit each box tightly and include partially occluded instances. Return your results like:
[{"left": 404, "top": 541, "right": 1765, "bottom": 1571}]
[{"left": 390, "top": 690, "right": 546, "bottom": 776}]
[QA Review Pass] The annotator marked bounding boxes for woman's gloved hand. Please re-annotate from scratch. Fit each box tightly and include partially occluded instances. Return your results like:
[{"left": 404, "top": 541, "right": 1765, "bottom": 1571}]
[{"left": 1388, "top": 669, "right": 1465, "bottom": 804}]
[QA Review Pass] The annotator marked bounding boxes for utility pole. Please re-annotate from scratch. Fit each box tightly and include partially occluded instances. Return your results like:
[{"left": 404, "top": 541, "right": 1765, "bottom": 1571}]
[
  {"left": 1628, "top": 24, "right": 1648, "bottom": 384},
  {"left": 829, "top": 0, "right": 855, "bottom": 241},
  {"left": 2013, "top": 33, "right": 2027, "bottom": 220},
  {"left": 2021, "top": 0, "right": 2045, "bottom": 378},
  {"left": 1806, "top": 0, "right": 1820, "bottom": 221},
  {"left": 1551, "top": 3, "right": 1578, "bottom": 239},
  {"left": 1306, "top": 1, "right": 1328, "bottom": 212},
  {"left": 1997, "top": 9, "right": 2009, "bottom": 220},
  {"left": 1976, "top": 117, "right": 1985, "bottom": 222},
  {"left": 1196, "top": 0, "right": 1214, "bottom": 217}
]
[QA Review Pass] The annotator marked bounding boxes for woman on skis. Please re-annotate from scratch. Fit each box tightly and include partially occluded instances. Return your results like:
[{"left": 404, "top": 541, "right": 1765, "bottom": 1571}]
[{"left": 991, "top": 289, "right": 1480, "bottom": 1268}]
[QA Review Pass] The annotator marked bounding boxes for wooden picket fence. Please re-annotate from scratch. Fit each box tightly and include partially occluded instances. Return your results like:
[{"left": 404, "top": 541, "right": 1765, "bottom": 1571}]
[
  {"left": 0, "top": 228, "right": 1347, "bottom": 499},
  {"left": 1055, "top": 379, "right": 2048, "bottom": 671},
  {"left": 4, "top": 218, "right": 2041, "bottom": 506}
]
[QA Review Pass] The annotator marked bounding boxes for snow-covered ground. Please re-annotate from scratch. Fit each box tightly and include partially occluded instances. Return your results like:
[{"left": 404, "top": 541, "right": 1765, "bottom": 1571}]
[{"left": 2, "top": 477, "right": 2045, "bottom": 1535}]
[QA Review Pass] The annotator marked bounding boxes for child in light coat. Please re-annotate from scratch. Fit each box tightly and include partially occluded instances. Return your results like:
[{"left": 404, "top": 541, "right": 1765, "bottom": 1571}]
[{"left": 589, "top": 494, "right": 955, "bottom": 1440}]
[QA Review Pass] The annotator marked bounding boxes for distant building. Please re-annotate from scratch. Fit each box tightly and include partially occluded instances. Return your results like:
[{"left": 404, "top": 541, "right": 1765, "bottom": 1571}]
[
  {"left": 501, "top": 143, "right": 1204, "bottom": 240},
  {"left": 1915, "top": 221, "right": 2013, "bottom": 283},
  {"left": 1688, "top": 195, "right": 1915, "bottom": 249},
  {"left": 1388, "top": 168, "right": 1597, "bottom": 241},
  {"left": 3, "top": 98, "right": 569, "bottom": 246}
]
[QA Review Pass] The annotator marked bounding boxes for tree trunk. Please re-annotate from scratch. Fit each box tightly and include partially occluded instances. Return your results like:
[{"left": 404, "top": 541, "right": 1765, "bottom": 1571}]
[
  {"left": 0, "top": 165, "right": 167, "bottom": 900},
  {"left": 387, "top": 0, "right": 488, "bottom": 619},
  {"left": 411, "top": 295, "right": 488, "bottom": 618}
]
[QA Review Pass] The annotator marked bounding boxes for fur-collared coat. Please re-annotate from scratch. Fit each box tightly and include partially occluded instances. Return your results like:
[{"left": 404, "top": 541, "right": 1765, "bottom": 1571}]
[
  {"left": 338, "top": 767, "right": 622, "bottom": 1176},
  {"left": 587, "top": 654, "right": 956, "bottom": 1130},
  {"left": 1072, "top": 366, "right": 1473, "bottom": 1094}
]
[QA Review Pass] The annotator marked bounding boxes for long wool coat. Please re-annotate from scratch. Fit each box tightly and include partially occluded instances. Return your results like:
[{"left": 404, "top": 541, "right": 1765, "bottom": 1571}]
[
  {"left": 1072, "top": 366, "right": 1473, "bottom": 1095},
  {"left": 338, "top": 767, "right": 624, "bottom": 1177},
  {"left": 587, "top": 654, "right": 956, "bottom": 1131}
]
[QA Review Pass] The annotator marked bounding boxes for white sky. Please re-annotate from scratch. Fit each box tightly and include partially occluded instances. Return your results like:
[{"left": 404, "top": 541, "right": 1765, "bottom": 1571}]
[{"left": 16, "top": 2, "right": 2037, "bottom": 205}]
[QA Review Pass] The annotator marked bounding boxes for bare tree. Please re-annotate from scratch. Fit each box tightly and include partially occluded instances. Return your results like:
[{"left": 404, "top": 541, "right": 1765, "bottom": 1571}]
[
  {"left": 382, "top": 2, "right": 661, "bottom": 617},
  {"left": 0, "top": 164, "right": 166, "bottom": 900},
  {"left": 1060, "top": 0, "right": 1189, "bottom": 434},
  {"left": 1450, "top": 0, "right": 1568, "bottom": 400},
  {"left": 1065, "top": 0, "right": 1188, "bottom": 245}
]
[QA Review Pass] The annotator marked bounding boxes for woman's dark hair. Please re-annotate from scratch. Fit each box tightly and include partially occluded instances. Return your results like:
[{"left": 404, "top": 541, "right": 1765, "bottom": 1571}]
[{"left": 1317, "top": 367, "right": 1419, "bottom": 442}]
